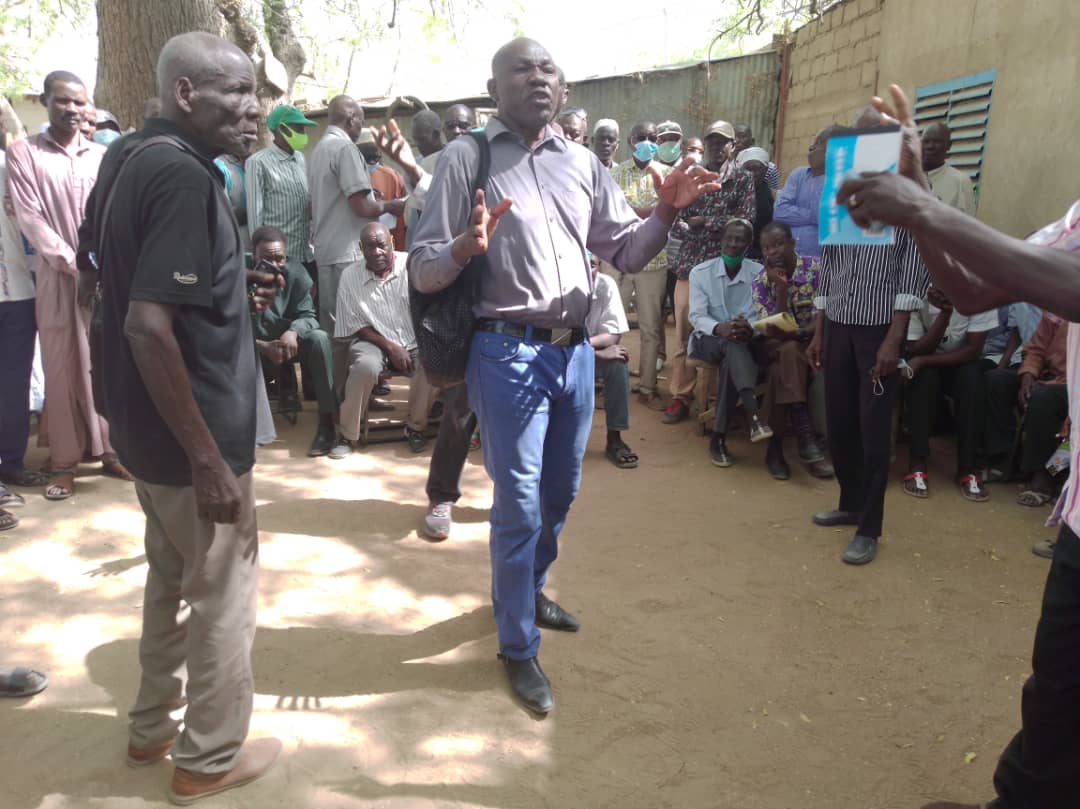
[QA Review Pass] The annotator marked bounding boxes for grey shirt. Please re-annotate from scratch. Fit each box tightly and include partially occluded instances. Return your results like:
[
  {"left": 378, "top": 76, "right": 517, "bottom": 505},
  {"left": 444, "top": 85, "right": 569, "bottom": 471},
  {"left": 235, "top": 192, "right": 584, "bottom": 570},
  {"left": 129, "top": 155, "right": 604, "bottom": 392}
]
[
  {"left": 408, "top": 117, "right": 670, "bottom": 329},
  {"left": 307, "top": 125, "right": 373, "bottom": 266}
]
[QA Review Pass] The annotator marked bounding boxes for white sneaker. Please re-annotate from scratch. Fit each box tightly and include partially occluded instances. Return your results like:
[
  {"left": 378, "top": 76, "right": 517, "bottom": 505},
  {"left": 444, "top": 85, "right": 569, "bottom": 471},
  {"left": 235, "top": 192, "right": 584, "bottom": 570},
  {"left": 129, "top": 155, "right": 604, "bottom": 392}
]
[{"left": 424, "top": 502, "right": 452, "bottom": 540}]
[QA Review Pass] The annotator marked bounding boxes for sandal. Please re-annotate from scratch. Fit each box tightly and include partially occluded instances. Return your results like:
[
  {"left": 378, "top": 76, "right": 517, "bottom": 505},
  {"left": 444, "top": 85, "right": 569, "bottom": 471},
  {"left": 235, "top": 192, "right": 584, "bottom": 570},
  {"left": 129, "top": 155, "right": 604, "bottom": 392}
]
[
  {"left": 0, "top": 486, "right": 25, "bottom": 508},
  {"left": 957, "top": 474, "right": 989, "bottom": 502},
  {"left": 605, "top": 441, "right": 639, "bottom": 469},
  {"left": 0, "top": 666, "right": 48, "bottom": 698},
  {"left": 1017, "top": 489, "right": 1053, "bottom": 507},
  {"left": 45, "top": 472, "right": 75, "bottom": 501},
  {"left": 100, "top": 459, "right": 135, "bottom": 481},
  {"left": 0, "top": 468, "right": 50, "bottom": 487},
  {"left": 0, "top": 509, "right": 18, "bottom": 531},
  {"left": 903, "top": 471, "right": 929, "bottom": 498}
]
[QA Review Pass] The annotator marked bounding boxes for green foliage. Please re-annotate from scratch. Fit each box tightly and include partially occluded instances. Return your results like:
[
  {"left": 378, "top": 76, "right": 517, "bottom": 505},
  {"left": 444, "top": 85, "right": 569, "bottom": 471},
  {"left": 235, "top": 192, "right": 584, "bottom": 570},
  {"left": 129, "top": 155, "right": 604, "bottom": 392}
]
[
  {"left": 0, "top": 0, "right": 92, "bottom": 95},
  {"left": 708, "top": 0, "right": 839, "bottom": 54}
]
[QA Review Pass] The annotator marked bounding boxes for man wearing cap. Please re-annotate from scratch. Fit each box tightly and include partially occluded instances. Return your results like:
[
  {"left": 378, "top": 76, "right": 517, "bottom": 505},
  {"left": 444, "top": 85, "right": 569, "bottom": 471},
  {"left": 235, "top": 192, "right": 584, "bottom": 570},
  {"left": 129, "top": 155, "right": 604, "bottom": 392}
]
[
  {"left": 245, "top": 104, "right": 317, "bottom": 289},
  {"left": 610, "top": 121, "right": 672, "bottom": 408},
  {"left": 592, "top": 119, "right": 619, "bottom": 170},
  {"left": 309, "top": 95, "right": 406, "bottom": 335},
  {"left": 656, "top": 121, "right": 683, "bottom": 167},
  {"left": 665, "top": 118, "right": 755, "bottom": 424},
  {"left": 733, "top": 123, "right": 779, "bottom": 191}
]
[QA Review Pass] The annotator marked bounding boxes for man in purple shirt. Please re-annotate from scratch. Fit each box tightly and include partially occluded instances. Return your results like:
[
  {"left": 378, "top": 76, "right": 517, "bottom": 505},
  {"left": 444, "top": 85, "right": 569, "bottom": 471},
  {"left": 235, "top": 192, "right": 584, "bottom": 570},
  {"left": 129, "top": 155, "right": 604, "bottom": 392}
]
[
  {"left": 409, "top": 37, "right": 717, "bottom": 715},
  {"left": 773, "top": 125, "right": 839, "bottom": 258}
]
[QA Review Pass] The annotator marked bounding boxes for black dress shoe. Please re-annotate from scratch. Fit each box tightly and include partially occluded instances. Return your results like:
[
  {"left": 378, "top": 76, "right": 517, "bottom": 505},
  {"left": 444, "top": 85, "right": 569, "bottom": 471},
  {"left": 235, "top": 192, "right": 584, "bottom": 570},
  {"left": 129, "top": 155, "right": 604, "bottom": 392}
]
[
  {"left": 842, "top": 534, "right": 878, "bottom": 565},
  {"left": 307, "top": 423, "right": 337, "bottom": 457},
  {"left": 535, "top": 592, "right": 580, "bottom": 631},
  {"left": 812, "top": 510, "right": 859, "bottom": 527},
  {"left": 766, "top": 445, "right": 790, "bottom": 480},
  {"left": 500, "top": 655, "right": 553, "bottom": 714}
]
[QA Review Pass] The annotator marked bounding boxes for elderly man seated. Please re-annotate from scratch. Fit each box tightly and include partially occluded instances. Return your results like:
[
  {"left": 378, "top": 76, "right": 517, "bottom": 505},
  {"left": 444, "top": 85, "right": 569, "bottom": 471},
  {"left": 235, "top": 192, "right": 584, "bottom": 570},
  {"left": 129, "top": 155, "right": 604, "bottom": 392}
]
[
  {"left": 250, "top": 226, "right": 337, "bottom": 457},
  {"left": 688, "top": 218, "right": 772, "bottom": 468},
  {"left": 752, "top": 222, "right": 830, "bottom": 479},
  {"left": 331, "top": 222, "right": 437, "bottom": 458}
]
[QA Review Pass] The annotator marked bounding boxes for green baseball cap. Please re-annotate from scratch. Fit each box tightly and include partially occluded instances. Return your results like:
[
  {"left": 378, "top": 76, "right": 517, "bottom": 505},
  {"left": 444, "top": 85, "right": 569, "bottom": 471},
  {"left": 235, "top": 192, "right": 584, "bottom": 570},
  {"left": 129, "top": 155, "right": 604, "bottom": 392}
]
[{"left": 266, "top": 104, "right": 316, "bottom": 132}]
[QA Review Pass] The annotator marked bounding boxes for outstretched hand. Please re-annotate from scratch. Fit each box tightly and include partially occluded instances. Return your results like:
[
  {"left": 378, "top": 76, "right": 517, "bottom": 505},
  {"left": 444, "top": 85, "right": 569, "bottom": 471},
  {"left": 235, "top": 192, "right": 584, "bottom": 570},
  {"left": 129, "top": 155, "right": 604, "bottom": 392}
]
[
  {"left": 452, "top": 189, "right": 513, "bottom": 264},
  {"left": 871, "top": 84, "right": 927, "bottom": 188},
  {"left": 372, "top": 119, "right": 419, "bottom": 175},
  {"left": 650, "top": 157, "right": 721, "bottom": 210}
]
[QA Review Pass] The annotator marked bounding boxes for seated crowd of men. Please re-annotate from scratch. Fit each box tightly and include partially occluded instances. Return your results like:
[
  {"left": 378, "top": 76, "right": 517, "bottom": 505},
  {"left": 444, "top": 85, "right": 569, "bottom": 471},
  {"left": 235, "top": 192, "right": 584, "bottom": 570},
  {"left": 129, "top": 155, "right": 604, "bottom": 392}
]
[{"left": 0, "top": 70, "right": 1061, "bottom": 561}]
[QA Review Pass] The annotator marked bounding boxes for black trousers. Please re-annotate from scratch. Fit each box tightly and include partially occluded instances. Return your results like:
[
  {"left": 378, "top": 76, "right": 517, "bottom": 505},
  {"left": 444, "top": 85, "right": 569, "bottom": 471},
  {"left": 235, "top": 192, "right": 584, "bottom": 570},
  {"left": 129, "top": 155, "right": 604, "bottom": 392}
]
[
  {"left": 993, "top": 523, "right": 1080, "bottom": 809},
  {"left": 903, "top": 360, "right": 982, "bottom": 475},
  {"left": 824, "top": 320, "right": 898, "bottom": 539},
  {"left": 984, "top": 369, "right": 1068, "bottom": 476},
  {"left": 425, "top": 382, "right": 477, "bottom": 505}
]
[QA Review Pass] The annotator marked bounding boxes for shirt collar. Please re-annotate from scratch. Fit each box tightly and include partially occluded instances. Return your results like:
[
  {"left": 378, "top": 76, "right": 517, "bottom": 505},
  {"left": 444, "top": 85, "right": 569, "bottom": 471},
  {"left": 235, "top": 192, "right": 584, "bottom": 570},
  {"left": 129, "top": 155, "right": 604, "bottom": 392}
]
[
  {"left": 325, "top": 125, "right": 350, "bottom": 141},
  {"left": 362, "top": 257, "right": 402, "bottom": 285},
  {"left": 712, "top": 258, "right": 756, "bottom": 285},
  {"left": 39, "top": 128, "right": 97, "bottom": 157},
  {"left": 486, "top": 116, "right": 566, "bottom": 153},
  {"left": 141, "top": 117, "right": 219, "bottom": 165},
  {"left": 268, "top": 142, "right": 299, "bottom": 161}
]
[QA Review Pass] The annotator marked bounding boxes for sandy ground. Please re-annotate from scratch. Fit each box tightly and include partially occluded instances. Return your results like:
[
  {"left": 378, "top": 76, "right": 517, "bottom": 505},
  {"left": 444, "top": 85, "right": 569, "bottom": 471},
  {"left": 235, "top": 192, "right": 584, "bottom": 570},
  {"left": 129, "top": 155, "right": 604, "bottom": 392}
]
[{"left": 0, "top": 327, "right": 1060, "bottom": 809}]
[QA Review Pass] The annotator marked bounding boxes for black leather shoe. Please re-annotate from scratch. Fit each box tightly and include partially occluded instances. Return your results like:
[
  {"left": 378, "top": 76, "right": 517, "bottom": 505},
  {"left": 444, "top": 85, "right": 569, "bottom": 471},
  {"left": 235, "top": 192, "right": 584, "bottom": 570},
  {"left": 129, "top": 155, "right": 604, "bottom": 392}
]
[
  {"left": 709, "top": 437, "right": 732, "bottom": 468},
  {"left": 500, "top": 655, "right": 553, "bottom": 714},
  {"left": 307, "top": 423, "right": 337, "bottom": 457},
  {"left": 812, "top": 510, "right": 859, "bottom": 527},
  {"left": 842, "top": 534, "right": 878, "bottom": 565},
  {"left": 766, "top": 444, "right": 790, "bottom": 480},
  {"left": 535, "top": 592, "right": 580, "bottom": 631}
]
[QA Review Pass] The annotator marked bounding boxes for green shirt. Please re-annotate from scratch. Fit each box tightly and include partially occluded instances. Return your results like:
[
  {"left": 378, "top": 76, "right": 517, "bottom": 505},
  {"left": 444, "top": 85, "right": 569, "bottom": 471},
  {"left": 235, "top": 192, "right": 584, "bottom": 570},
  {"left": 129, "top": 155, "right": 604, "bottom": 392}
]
[{"left": 253, "top": 261, "right": 319, "bottom": 341}]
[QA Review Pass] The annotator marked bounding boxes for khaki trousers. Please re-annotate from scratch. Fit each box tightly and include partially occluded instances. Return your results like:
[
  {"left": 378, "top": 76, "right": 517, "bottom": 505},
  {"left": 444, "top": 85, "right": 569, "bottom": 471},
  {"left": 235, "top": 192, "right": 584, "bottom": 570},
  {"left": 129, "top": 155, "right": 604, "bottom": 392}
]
[
  {"left": 129, "top": 471, "right": 258, "bottom": 775},
  {"left": 609, "top": 269, "right": 668, "bottom": 395},
  {"left": 668, "top": 278, "right": 697, "bottom": 404},
  {"left": 335, "top": 338, "right": 436, "bottom": 441}
]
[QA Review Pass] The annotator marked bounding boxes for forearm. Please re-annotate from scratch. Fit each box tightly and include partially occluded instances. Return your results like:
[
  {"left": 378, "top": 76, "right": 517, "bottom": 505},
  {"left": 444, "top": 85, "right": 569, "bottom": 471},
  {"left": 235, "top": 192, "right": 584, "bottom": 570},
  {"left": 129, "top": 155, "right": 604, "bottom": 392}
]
[
  {"left": 910, "top": 201, "right": 1080, "bottom": 320},
  {"left": 354, "top": 325, "right": 397, "bottom": 355},
  {"left": 590, "top": 333, "right": 620, "bottom": 349},
  {"left": 883, "top": 310, "right": 911, "bottom": 348},
  {"left": 125, "top": 304, "right": 226, "bottom": 470},
  {"left": 349, "top": 193, "right": 388, "bottom": 220},
  {"left": 909, "top": 314, "right": 949, "bottom": 356}
]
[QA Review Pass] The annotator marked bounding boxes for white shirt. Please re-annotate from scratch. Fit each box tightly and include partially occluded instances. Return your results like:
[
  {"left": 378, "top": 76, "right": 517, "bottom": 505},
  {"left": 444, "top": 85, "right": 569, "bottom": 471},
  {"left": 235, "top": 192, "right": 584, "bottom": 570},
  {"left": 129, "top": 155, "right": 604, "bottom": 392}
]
[
  {"left": 334, "top": 251, "right": 415, "bottom": 349},
  {"left": 0, "top": 157, "right": 35, "bottom": 303},
  {"left": 907, "top": 302, "right": 998, "bottom": 353},
  {"left": 586, "top": 271, "right": 628, "bottom": 336}
]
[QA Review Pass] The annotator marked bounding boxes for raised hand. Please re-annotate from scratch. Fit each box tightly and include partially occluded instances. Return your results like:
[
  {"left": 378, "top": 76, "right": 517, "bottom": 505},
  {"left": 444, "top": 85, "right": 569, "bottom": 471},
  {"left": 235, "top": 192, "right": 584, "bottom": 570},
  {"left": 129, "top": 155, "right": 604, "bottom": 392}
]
[
  {"left": 871, "top": 83, "right": 927, "bottom": 188},
  {"left": 372, "top": 119, "right": 417, "bottom": 172},
  {"left": 650, "top": 157, "right": 721, "bottom": 210},
  {"left": 452, "top": 189, "right": 513, "bottom": 264}
]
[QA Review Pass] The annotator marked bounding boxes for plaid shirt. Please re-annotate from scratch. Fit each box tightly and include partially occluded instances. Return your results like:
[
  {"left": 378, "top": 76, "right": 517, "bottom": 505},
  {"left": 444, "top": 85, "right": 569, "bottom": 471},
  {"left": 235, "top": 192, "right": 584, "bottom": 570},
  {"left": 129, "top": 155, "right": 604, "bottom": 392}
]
[
  {"left": 610, "top": 158, "right": 671, "bottom": 272},
  {"left": 672, "top": 170, "right": 756, "bottom": 280}
]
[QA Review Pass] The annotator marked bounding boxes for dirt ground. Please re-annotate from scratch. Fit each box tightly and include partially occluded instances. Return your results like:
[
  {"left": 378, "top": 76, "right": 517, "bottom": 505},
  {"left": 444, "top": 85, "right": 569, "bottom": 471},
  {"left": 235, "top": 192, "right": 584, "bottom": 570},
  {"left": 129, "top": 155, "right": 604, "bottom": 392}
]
[{"left": 0, "top": 326, "right": 1059, "bottom": 809}]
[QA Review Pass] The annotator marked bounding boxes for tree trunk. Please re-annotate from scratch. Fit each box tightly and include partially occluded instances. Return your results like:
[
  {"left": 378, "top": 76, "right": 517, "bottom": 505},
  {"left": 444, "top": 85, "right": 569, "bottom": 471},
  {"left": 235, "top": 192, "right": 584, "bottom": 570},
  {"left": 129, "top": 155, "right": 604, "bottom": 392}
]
[{"left": 94, "top": 0, "right": 227, "bottom": 129}]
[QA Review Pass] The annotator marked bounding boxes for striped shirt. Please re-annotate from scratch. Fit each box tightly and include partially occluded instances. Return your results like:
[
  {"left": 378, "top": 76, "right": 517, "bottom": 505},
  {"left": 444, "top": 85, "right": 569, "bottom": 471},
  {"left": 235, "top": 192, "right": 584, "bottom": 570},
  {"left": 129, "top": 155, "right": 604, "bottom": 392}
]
[
  {"left": 334, "top": 251, "right": 415, "bottom": 349},
  {"left": 1029, "top": 201, "right": 1080, "bottom": 535},
  {"left": 814, "top": 228, "right": 929, "bottom": 326},
  {"left": 245, "top": 143, "right": 312, "bottom": 262}
]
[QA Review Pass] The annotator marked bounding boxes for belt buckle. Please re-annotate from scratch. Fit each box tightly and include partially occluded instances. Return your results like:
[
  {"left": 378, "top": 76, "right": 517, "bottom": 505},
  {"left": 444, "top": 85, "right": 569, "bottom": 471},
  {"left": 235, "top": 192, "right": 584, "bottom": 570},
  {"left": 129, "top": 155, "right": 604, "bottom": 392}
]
[{"left": 550, "top": 328, "right": 572, "bottom": 346}]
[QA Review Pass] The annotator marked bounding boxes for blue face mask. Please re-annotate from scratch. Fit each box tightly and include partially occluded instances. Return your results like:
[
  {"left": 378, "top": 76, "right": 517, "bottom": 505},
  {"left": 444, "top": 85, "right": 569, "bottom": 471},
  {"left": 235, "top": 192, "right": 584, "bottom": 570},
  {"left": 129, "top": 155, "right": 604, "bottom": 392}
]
[
  {"left": 633, "top": 140, "right": 657, "bottom": 163},
  {"left": 93, "top": 129, "right": 121, "bottom": 146}
]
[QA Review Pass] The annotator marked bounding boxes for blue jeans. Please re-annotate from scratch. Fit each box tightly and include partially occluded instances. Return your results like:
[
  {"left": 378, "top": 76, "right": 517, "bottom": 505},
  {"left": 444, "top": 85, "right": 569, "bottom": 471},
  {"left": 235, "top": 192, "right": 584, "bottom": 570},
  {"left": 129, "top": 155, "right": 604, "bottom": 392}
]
[{"left": 467, "top": 330, "right": 595, "bottom": 660}]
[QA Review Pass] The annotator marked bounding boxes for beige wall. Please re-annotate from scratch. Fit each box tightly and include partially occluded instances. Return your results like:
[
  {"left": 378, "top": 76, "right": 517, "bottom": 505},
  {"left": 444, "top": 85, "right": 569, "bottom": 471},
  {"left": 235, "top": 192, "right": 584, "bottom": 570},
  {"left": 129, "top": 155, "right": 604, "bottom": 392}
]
[
  {"left": 781, "top": 0, "right": 1080, "bottom": 237},
  {"left": 877, "top": 0, "right": 1080, "bottom": 237},
  {"left": 778, "top": 0, "right": 883, "bottom": 182}
]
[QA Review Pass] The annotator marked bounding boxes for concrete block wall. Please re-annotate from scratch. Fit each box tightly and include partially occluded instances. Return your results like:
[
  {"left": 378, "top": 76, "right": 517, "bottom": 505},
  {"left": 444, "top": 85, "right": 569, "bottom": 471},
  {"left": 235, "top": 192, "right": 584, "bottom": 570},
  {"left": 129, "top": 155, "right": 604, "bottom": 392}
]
[{"left": 777, "top": 0, "right": 883, "bottom": 181}]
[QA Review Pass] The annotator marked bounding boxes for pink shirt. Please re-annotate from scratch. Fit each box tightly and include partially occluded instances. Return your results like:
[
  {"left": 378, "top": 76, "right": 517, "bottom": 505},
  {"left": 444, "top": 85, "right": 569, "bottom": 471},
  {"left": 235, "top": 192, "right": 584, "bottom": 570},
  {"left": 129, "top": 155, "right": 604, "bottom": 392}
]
[
  {"left": 1029, "top": 200, "right": 1080, "bottom": 534},
  {"left": 4, "top": 130, "right": 103, "bottom": 277}
]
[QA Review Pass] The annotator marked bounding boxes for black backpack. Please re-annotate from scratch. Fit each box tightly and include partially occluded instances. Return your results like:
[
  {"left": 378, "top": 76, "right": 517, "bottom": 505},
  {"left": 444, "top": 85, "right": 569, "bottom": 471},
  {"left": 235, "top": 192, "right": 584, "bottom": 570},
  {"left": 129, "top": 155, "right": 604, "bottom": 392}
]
[{"left": 409, "top": 130, "right": 490, "bottom": 389}]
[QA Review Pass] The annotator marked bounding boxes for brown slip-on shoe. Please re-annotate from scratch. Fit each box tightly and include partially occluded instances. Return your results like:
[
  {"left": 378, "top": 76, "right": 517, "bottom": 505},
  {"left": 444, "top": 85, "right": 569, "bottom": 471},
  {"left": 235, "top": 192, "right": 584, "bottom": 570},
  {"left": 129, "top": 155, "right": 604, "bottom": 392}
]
[
  {"left": 127, "top": 735, "right": 178, "bottom": 768},
  {"left": 167, "top": 737, "right": 282, "bottom": 805}
]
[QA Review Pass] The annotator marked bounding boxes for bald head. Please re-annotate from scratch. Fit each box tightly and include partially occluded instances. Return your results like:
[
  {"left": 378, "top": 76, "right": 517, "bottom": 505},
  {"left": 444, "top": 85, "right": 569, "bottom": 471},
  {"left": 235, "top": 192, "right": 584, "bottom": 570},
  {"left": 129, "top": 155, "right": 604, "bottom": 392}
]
[
  {"left": 328, "top": 94, "right": 364, "bottom": 141},
  {"left": 412, "top": 109, "right": 443, "bottom": 156},
  {"left": 443, "top": 103, "right": 475, "bottom": 143},
  {"left": 156, "top": 32, "right": 259, "bottom": 156},
  {"left": 921, "top": 121, "right": 952, "bottom": 172},
  {"left": 360, "top": 222, "right": 395, "bottom": 275},
  {"left": 488, "top": 38, "right": 559, "bottom": 138}
]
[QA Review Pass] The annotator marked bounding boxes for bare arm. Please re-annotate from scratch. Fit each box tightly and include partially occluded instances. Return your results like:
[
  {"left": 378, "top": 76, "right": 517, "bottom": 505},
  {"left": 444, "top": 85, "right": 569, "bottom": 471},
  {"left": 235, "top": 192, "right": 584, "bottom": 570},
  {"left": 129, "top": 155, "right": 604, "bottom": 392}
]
[
  {"left": 348, "top": 191, "right": 404, "bottom": 220},
  {"left": 125, "top": 300, "right": 241, "bottom": 523},
  {"left": 912, "top": 330, "right": 988, "bottom": 370},
  {"left": 907, "top": 310, "right": 949, "bottom": 357},
  {"left": 354, "top": 325, "right": 412, "bottom": 372}
]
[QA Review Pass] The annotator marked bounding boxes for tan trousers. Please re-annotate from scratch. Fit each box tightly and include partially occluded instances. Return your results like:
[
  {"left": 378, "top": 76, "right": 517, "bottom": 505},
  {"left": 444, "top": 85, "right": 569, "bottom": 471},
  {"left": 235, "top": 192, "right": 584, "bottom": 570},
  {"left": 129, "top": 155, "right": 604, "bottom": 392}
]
[
  {"left": 335, "top": 338, "right": 436, "bottom": 441},
  {"left": 668, "top": 279, "right": 697, "bottom": 404},
  {"left": 609, "top": 269, "right": 668, "bottom": 395},
  {"left": 129, "top": 471, "right": 258, "bottom": 775}
]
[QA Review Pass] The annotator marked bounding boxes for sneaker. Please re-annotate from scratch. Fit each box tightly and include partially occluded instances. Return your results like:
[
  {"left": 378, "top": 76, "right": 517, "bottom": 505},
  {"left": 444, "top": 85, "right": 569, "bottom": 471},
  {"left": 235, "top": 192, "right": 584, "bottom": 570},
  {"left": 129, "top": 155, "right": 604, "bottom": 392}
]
[
  {"left": 307, "top": 422, "right": 337, "bottom": 457},
  {"left": 328, "top": 436, "right": 353, "bottom": 460},
  {"left": 405, "top": 426, "right": 428, "bottom": 453},
  {"left": 797, "top": 431, "right": 825, "bottom": 463},
  {"left": 662, "top": 399, "right": 689, "bottom": 424},
  {"left": 749, "top": 416, "right": 773, "bottom": 443},
  {"left": 424, "top": 502, "right": 452, "bottom": 540},
  {"left": 709, "top": 437, "right": 732, "bottom": 468}
]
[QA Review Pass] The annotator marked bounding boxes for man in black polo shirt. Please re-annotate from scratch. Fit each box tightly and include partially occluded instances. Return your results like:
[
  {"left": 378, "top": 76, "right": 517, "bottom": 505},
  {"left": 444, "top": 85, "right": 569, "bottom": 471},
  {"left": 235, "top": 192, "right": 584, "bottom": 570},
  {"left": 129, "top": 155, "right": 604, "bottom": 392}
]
[{"left": 81, "top": 32, "right": 281, "bottom": 805}]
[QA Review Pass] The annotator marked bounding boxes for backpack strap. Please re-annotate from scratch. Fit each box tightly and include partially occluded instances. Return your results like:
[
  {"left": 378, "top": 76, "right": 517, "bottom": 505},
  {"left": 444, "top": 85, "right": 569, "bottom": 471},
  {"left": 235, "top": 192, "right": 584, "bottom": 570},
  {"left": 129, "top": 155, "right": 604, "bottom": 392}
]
[{"left": 466, "top": 129, "right": 491, "bottom": 200}]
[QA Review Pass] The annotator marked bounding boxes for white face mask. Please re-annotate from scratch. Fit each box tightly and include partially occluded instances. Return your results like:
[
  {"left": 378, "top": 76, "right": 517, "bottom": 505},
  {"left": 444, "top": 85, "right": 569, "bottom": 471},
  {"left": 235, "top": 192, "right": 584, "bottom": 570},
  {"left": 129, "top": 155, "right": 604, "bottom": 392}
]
[{"left": 379, "top": 212, "right": 397, "bottom": 230}]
